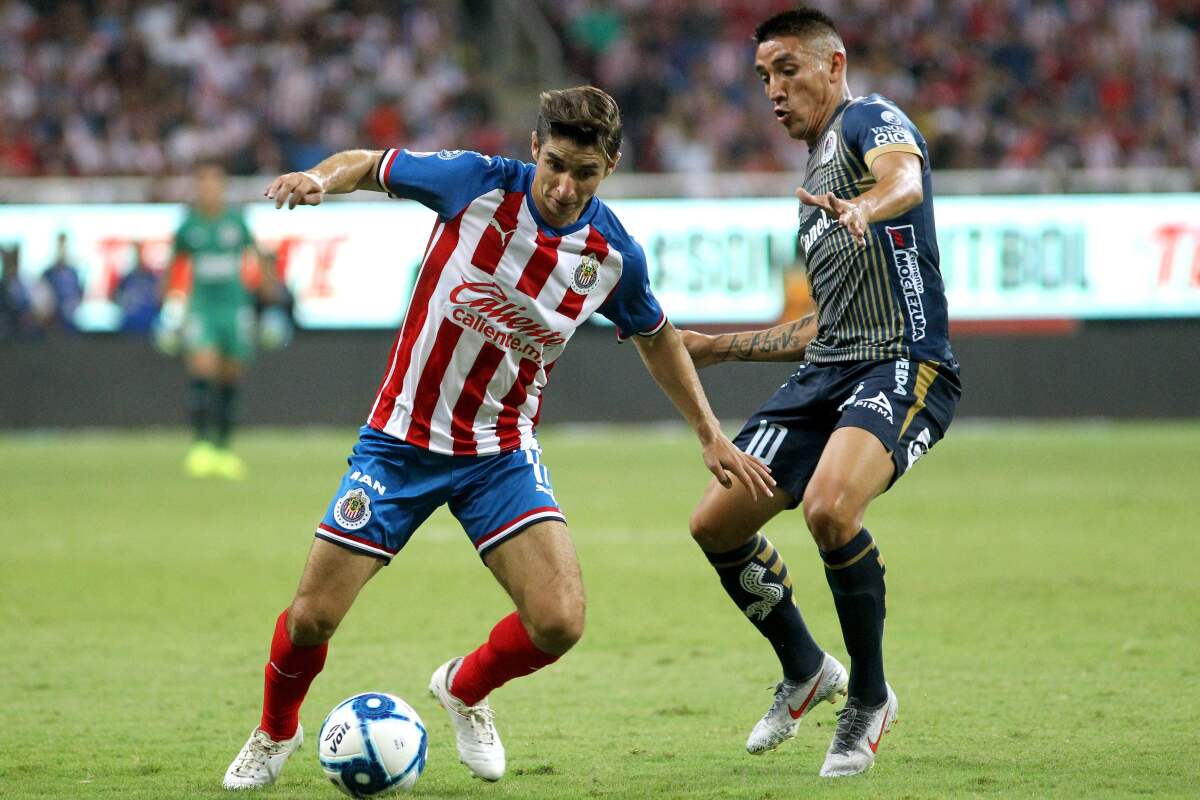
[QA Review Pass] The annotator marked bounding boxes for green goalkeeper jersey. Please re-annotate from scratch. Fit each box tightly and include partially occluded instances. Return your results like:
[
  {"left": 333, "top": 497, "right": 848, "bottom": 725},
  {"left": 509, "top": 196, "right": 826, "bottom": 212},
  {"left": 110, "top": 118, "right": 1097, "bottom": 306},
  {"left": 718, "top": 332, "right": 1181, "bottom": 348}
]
[{"left": 173, "top": 207, "right": 256, "bottom": 310}]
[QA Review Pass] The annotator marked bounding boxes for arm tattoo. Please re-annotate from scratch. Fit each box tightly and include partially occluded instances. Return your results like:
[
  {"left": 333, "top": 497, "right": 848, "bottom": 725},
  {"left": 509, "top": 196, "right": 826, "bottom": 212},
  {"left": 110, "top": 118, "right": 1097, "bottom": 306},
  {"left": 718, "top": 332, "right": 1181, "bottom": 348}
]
[{"left": 715, "top": 314, "right": 817, "bottom": 363}]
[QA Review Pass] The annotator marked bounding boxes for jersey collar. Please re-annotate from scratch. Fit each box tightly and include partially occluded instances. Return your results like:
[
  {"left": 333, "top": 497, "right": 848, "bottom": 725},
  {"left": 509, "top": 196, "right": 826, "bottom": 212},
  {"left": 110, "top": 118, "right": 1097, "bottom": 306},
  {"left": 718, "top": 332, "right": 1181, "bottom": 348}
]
[{"left": 814, "top": 98, "right": 852, "bottom": 143}]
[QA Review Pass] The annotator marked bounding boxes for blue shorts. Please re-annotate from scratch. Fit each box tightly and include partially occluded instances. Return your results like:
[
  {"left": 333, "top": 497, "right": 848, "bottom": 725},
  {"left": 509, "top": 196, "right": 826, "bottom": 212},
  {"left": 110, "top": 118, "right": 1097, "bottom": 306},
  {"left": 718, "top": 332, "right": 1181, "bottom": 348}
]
[
  {"left": 733, "top": 359, "right": 962, "bottom": 507},
  {"left": 315, "top": 427, "right": 565, "bottom": 564}
]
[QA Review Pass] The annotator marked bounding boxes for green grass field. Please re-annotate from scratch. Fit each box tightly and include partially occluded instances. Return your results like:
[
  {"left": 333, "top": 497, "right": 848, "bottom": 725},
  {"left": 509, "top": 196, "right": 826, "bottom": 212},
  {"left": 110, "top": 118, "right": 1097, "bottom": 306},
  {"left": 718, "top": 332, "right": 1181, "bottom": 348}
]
[{"left": 2, "top": 422, "right": 1198, "bottom": 799}]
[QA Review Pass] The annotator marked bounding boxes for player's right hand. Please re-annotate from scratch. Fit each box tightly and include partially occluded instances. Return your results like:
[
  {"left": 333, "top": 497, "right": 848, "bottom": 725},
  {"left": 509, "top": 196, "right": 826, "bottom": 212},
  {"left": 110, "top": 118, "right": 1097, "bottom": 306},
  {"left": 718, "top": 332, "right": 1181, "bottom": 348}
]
[
  {"left": 702, "top": 433, "right": 775, "bottom": 501},
  {"left": 265, "top": 172, "right": 325, "bottom": 209},
  {"left": 678, "top": 329, "right": 718, "bottom": 369}
]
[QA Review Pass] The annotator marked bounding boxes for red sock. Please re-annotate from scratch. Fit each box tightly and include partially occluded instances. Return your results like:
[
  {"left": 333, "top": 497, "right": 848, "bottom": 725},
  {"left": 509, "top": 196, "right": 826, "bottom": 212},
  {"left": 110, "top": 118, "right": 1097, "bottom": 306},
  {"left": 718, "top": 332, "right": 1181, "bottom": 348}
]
[
  {"left": 259, "top": 609, "right": 328, "bottom": 740},
  {"left": 449, "top": 612, "right": 559, "bottom": 706}
]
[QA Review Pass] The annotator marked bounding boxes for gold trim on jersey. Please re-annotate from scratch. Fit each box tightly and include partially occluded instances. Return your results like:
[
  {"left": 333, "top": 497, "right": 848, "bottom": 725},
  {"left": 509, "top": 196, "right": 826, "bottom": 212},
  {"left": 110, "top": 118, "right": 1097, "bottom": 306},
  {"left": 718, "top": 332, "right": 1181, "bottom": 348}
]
[
  {"left": 863, "top": 142, "right": 924, "bottom": 170},
  {"left": 899, "top": 361, "right": 940, "bottom": 438}
]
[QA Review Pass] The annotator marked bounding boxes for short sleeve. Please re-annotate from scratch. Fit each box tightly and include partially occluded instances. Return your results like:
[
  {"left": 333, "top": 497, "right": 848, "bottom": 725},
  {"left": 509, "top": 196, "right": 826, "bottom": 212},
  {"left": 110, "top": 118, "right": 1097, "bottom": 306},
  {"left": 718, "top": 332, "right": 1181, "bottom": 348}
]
[
  {"left": 375, "top": 148, "right": 524, "bottom": 219},
  {"left": 597, "top": 242, "right": 667, "bottom": 341},
  {"left": 842, "top": 98, "right": 924, "bottom": 171}
]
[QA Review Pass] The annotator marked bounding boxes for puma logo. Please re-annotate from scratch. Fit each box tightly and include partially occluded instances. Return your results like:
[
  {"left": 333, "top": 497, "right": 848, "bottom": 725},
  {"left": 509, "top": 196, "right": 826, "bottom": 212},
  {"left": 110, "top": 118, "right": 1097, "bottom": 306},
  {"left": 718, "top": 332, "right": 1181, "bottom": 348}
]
[{"left": 488, "top": 218, "right": 518, "bottom": 245}]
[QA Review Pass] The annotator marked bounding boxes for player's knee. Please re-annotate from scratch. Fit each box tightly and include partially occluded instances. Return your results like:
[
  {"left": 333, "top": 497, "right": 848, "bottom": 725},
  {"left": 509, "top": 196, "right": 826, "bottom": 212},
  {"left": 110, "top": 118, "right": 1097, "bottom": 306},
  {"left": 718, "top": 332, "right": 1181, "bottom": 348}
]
[
  {"left": 689, "top": 505, "right": 749, "bottom": 552},
  {"left": 286, "top": 600, "right": 340, "bottom": 646},
  {"left": 526, "top": 596, "right": 586, "bottom": 656},
  {"left": 688, "top": 506, "right": 721, "bottom": 549},
  {"left": 802, "top": 488, "right": 862, "bottom": 550}
]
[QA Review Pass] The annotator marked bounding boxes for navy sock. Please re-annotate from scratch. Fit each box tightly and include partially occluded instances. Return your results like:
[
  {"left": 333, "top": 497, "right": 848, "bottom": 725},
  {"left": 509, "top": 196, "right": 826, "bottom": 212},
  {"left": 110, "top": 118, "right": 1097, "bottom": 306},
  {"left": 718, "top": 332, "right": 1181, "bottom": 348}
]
[
  {"left": 214, "top": 382, "right": 239, "bottom": 447},
  {"left": 188, "top": 378, "right": 211, "bottom": 442},
  {"left": 705, "top": 534, "right": 824, "bottom": 681},
  {"left": 821, "top": 528, "right": 887, "bottom": 706}
]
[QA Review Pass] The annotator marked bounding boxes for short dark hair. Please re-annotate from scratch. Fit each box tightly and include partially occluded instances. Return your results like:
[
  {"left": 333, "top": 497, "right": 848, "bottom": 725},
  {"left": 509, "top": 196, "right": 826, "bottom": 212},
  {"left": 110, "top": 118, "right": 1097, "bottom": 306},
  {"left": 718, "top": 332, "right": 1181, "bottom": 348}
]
[
  {"left": 535, "top": 86, "right": 622, "bottom": 161},
  {"left": 754, "top": 8, "right": 840, "bottom": 44}
]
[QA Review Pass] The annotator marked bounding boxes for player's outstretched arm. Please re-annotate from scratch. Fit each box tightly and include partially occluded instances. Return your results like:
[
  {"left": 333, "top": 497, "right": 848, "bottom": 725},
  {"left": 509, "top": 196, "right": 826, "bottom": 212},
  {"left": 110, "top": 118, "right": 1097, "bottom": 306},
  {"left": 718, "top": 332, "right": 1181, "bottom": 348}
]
[
  {"left": 633, "top": 323, "right": 775, "bottom": 500},
  {"left": 264, "top": 149, "right": 385, "bottom": 209},
  {"left": 796, "top": 151, "right": 923, "bottom": 246},
  {"left": 678, "top": 312, "right": 817, "bottom": 368}
]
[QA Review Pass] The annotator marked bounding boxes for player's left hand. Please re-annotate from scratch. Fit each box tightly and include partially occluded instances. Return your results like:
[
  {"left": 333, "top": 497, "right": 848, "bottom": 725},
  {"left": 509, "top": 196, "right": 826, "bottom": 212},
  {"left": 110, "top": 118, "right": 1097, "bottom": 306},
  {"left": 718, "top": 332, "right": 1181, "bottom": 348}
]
[
  {"left": 797, "top": 188, "right": 867, "bottom": 247},
  {"left": 265, "top": 171, "right": 325, "bottom": 209},
  {"left": 702, "top": 434, "right": 775, "bottom": 501}
]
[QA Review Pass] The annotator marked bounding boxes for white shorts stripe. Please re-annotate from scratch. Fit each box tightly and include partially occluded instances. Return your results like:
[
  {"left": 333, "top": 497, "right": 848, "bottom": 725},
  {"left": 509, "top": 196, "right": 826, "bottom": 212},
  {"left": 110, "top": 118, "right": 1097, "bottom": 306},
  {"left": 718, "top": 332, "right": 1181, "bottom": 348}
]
[
  {"left": 475, "top": 510, "right": 565, "bottom": 554},
  {"left": 314, "top": 527, "right": 395, "bottom": 560}
]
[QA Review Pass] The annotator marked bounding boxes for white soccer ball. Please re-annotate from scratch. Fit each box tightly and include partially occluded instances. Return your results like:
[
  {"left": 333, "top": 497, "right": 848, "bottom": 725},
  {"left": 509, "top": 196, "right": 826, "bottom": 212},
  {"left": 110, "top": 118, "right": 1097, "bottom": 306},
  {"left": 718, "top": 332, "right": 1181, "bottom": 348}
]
[{"left": 317, "top": 692, "right": 428, "bottom": 796}]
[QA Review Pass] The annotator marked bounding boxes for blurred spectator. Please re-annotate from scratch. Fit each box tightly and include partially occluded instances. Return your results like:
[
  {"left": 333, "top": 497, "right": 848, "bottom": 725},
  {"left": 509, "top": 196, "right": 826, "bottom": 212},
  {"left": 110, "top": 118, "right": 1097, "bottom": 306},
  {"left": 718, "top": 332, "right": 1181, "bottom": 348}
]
[
  {"left": 31, "top": 232, "right": 84, "bottom": 332},
  {"left": 0, "top": 1, "right": 1197, "bottom": 176},
  {"left": 115, "top": 242, "right": 161, "bottom": 334},
  {"left": 0, "top": 245, "right": 37, "bottom": 339}
]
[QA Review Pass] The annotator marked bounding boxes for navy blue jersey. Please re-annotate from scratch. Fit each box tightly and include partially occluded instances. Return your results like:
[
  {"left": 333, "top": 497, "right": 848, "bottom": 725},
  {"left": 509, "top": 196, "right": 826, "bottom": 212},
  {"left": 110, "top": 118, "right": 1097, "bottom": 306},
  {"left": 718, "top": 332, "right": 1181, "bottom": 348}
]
[{"left": 796, "top": 94, "right": 954, "bottom": 365}]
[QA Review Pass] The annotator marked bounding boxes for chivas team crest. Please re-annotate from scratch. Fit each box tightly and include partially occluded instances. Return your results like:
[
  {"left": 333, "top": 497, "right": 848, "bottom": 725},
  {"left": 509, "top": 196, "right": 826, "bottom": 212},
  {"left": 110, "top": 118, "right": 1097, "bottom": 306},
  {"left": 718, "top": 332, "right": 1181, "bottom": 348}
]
[
  {"left": 570, "top": 254, "right": 601, "bottom": 294},
  {"left": 334, "top": 488, "right": 372, "bottom": 530}
]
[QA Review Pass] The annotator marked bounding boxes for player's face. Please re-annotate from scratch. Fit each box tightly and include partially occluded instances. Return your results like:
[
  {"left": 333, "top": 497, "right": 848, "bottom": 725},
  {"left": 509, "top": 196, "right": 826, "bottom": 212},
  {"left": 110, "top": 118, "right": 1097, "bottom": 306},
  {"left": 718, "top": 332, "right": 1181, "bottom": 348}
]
[
  {"left": 196, "top": 166, "right": 226, "bottom": 215},
  {"left": 755, "top": 36, "right": 841, "bottom": 144},
  {"left": 530, "top": 134, "right": 617, "bottom": 228}
]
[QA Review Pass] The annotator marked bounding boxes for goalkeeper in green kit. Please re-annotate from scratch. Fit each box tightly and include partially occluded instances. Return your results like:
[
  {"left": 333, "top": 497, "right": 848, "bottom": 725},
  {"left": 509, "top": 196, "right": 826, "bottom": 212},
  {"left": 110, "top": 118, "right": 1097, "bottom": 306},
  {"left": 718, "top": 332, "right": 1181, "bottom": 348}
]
[{"left": 162, "top": 163, "right": 284, "bottom": 480}]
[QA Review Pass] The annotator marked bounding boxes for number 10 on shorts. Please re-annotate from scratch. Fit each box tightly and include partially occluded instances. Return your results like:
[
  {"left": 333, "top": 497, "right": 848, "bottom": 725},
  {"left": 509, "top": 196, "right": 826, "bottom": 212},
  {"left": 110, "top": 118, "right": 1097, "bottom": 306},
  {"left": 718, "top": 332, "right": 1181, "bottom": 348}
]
[{"left": 744, "top": 421, "right": 788, "bottom": 465}]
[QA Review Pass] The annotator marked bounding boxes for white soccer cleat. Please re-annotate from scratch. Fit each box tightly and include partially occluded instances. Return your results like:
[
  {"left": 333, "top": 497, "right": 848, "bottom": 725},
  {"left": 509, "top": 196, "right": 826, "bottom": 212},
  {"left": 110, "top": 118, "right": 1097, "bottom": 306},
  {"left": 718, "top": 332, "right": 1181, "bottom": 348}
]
[
  {"left": 746, "top": 652, "right": 849, "bottom": 754},
  {"left": 819, "top": 683, "right": 898, "bottom": 777},
  {"left": 429, "top": 657, "right": 506, "bottom": 781},
  {"left": 222, "top": 725, "right": 303, "bottom": 790}
]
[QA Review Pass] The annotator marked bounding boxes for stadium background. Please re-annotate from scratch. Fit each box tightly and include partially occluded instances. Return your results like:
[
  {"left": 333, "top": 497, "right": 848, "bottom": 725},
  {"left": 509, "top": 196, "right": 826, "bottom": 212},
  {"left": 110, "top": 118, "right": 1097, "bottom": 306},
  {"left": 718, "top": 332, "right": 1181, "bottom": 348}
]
[
  {"left": 2, "top": 0, "right": 1199, "bottom": 425},
  {"left": 2, "top": 2, "right": 1199, "bottom": 799}
]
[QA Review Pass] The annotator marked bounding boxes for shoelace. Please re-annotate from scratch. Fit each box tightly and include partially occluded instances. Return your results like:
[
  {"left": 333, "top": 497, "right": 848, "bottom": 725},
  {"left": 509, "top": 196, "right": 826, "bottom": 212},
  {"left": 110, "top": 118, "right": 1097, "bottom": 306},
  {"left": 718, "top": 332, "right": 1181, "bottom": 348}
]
[
  {"left": 466, "top": 706, "right": 497, "bottom": 745},
  {"left": 231, "top": 733, "right": 286, "bottom": 776},
  {"left": 829, "top": 704, "right": 871, "bottom": 756},
  {"left": 763, "top": 679, "right": 801, "bottom": 720}
]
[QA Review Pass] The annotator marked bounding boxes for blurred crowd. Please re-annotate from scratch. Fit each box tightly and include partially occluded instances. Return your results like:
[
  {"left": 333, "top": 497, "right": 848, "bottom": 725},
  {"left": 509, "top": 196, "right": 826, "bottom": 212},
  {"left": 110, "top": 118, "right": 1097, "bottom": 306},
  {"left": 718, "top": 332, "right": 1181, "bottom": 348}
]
[
  {"left": 0, "top": 0, "right": 504, "bottom": 177},
  {"left": 0, "top": 234, "right": 162, "bottom": 337},
  {"left": 0, "top": 0, "right": 1198, "bottom": 178},
  {"left": 549, "top": 0, "right": 1200, "bottom": 173}
]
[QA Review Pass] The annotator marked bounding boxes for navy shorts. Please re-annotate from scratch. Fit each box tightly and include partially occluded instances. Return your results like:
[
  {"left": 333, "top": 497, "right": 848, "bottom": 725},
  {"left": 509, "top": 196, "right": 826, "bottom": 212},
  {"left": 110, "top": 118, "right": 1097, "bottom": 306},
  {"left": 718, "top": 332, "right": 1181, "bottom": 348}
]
[
  {"left": 315, "top": 427, "right": 565, "bottom": 563},
  {"left": 733, "top": 359, "right": 962, "bottom": 506}
]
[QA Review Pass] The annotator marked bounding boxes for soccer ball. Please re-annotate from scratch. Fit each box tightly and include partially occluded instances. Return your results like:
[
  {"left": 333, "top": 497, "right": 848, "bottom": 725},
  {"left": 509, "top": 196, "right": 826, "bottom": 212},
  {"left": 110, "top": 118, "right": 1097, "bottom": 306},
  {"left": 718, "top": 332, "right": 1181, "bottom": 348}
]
[{"left": 317, "top": 692, "right": 428, "bottom": 796}]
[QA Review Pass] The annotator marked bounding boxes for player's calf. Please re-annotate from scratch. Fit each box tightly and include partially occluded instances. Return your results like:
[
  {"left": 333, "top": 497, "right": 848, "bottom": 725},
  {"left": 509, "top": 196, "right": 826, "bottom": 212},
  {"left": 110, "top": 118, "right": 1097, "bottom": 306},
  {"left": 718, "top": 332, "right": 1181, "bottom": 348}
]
[{"left": 700, "top": 533, "right": 826, "bottom": 689}]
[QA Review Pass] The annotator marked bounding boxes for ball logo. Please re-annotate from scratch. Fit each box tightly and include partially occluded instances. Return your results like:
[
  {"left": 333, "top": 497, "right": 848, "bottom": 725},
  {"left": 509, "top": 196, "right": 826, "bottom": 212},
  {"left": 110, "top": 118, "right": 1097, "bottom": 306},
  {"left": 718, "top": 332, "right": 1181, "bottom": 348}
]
[
  {"left": 820, "top": 131, "right": 837, "bottom": 164},
  {"left": 334, "top": 488, "right": 372, "bottom": 530},
  {"left": 570, "top": 254, "right": 601, "bottom": 294},
  {"left": 880, "top": 110, "right": 901, "bottom": 125},
  {"left": 323, "top": 722, "right": 351, "bottom": 755},
  {"left": 436, "top": 149, "right": 466, "bottom": 160}
]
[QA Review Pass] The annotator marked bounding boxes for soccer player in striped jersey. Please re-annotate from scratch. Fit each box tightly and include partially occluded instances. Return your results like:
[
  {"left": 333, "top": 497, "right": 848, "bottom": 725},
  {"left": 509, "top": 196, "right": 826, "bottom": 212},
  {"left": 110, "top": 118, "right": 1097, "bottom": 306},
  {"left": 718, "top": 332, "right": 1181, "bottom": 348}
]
[
  {"left": 222, "top": 86, "right": 774, "bottom": 790},
  {"left": 681, "top": 9, "right": 963, "bottom": 778}
]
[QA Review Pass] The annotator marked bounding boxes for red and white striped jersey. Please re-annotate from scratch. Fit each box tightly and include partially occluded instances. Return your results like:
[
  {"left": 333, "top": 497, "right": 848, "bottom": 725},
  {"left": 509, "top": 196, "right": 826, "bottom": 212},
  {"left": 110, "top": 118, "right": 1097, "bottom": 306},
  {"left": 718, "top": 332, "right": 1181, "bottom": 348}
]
[{"left": 366, "top": 148, "right": 666, "bottom": 456}]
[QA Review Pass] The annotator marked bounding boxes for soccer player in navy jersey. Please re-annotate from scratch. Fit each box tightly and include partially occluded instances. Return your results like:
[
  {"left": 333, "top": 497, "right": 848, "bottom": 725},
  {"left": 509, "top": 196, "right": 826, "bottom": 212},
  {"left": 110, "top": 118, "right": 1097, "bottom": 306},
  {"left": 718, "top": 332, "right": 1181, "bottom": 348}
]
[
  {"left": 680, "top": 9, "right": 963, "bottom": 777},
  {"left": 222, "top": 86, "right": 774, "bottom": 790}
]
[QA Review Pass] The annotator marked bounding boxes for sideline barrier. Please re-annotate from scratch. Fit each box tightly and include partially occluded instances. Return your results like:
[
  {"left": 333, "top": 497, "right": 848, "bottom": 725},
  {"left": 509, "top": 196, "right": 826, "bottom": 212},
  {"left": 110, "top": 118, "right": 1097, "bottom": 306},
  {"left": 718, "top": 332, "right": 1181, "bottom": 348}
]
[{"left": 2, "top": 193, "right": 1198, "bottom": 330}]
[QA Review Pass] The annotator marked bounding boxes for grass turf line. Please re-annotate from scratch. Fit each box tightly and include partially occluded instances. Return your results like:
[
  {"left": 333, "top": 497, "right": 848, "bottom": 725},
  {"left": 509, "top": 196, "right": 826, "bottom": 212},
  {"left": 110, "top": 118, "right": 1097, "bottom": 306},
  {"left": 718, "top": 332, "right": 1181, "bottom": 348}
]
[{"left": 0, "top": 423, "right": 1197, "bottom": 798}]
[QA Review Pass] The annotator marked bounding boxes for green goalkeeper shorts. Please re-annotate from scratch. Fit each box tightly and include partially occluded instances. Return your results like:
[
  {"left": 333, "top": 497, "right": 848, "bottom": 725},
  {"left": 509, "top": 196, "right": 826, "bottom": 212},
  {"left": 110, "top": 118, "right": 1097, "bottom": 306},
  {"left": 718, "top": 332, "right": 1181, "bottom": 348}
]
[{"left": 183, "top": 303, "right": 256, "bottom": 361}]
